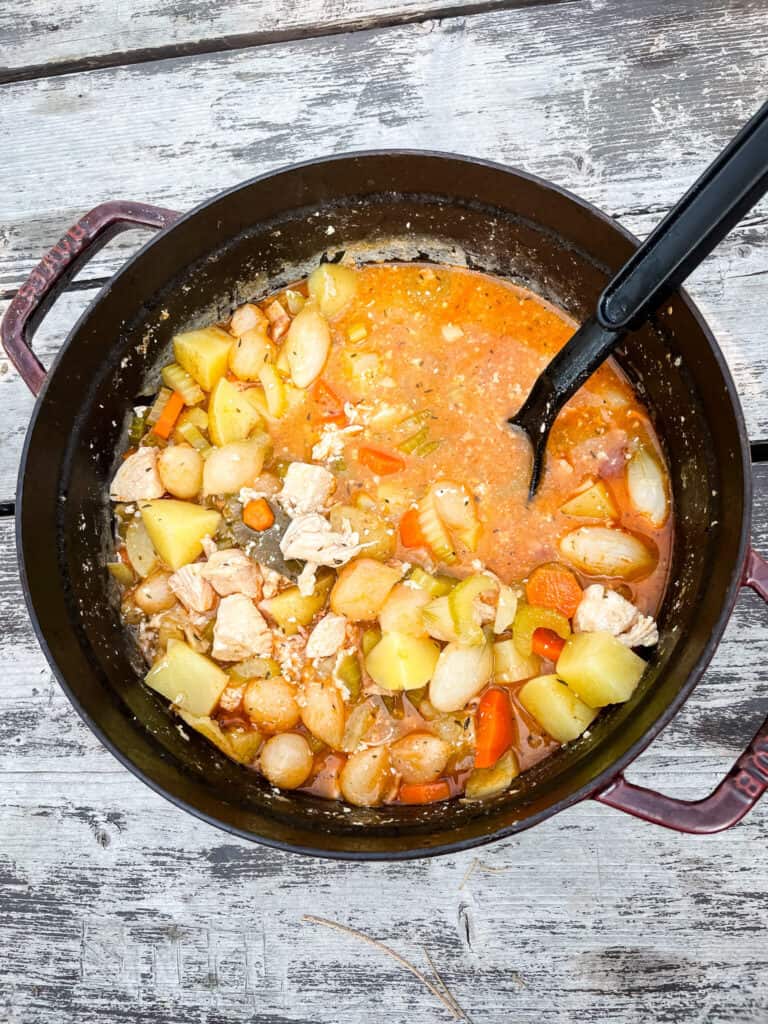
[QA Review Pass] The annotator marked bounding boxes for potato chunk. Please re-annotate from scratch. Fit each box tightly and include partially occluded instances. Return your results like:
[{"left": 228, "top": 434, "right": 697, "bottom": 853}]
[
  {"left": 259, "top": 571, "right": 334, "bottom": 635},
  {"left": 560, "top": 480, "right": 618, "bottom": 519},
  {"left": 208, "top": 376, "right": 264, "bottom": 445},
  {"left": 173, "top": 327, "right": 232, "bottom": 391},
  {"left": 178, "top": 710, "right": 262, "bottom": 765},
  {"left": 145, "top": 639, "right": 229, "bottom": 716},
  {"left": 308, "top": 263, "right": 358, "bottom": 317},
  {"left": 330, "top": 558, "right": 402, "bottom": 621},
  {"left": 518, "top": 674, "right": 597, "bottom": 743},
  {"left": 365, "top": 632, "right": 440, "bottom": 691},
  {"left": 140, "top": 499, "right": 221, "bottom": 570},
  {"left": 556, "top": 631, "right": 647, "bottom": 707}
]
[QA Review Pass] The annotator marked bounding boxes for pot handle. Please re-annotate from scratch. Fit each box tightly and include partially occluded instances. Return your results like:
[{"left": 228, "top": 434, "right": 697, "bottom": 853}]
[
  {"left": 1, "top": 201, "right": 180, "bottom": 396},
  {"left": 594, "top": 546, "right": 768, "bottom": 833}
]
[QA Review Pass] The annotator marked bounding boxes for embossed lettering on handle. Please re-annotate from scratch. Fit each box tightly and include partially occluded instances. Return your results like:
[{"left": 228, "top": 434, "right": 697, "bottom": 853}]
[
  {"left": 1, "top": 201, "right": 180, "bottom": 396},
  {"left": 594, "top": 547, "right": 768, "bottom": 833}
]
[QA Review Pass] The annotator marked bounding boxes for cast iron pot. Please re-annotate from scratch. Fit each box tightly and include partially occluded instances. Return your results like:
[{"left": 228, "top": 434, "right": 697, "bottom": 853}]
[{"left": 3, "top": 153, "right": 768, "bottom": 859}]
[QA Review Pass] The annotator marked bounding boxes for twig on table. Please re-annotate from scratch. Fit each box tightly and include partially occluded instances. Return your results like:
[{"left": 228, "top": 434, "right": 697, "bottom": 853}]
[
  {"left": 422, "top": 944, "right": 474, "bottom": 1024},
  {"left": 302, "top": 914, "right": 469, "bottom": 1021}
]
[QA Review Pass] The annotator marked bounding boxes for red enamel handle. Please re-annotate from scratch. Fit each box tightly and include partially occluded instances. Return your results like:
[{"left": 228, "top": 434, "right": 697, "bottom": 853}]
[
  {"left": 594, "top": 547, "right": 768, "bottom": 832},
  {"left": 1, "top": 200, "right": 180, "bottom": 396}
]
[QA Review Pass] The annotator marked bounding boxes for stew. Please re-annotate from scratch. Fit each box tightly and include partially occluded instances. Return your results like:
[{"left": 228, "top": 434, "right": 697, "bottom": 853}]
[{"left": 107, "top": 262, "right": 671, "bottom": 806}]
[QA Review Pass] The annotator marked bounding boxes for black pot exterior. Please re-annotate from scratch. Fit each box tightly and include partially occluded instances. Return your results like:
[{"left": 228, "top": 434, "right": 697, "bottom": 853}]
[{"left": 17, "top": 153, "right": 751, "bottom": 858}]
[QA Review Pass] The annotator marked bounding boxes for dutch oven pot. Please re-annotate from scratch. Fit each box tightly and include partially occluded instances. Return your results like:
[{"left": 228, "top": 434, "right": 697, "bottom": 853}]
[{"left": 3, "top": 153, "right": 768, "bottom": 859}]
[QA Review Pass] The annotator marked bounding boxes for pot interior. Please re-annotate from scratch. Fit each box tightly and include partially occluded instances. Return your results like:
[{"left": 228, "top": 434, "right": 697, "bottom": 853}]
[{"left": 20, "top": 154, "right": 749, "bottom": 857}]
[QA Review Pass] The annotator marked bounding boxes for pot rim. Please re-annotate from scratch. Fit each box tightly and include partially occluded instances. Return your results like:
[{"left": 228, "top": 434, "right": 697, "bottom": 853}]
[{"left": 15, "top": 149, "right": 754, "bottom": 859}]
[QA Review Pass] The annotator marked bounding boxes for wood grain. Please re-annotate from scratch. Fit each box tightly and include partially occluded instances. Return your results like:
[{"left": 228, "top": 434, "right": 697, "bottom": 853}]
[
  {"left": 1, "top": 463, "right": 767, "bottom": 1022},
  {"left": 3, "top": 3, "right": 768, "bottom": 1020},
  {"left": 0, "top": 0, "right": 567, "bottom": 81},
  {"left": 2, "top": 0, "right": 767, "bottom": 477}
]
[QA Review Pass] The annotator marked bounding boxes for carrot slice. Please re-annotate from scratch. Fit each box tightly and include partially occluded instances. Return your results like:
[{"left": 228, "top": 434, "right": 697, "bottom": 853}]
[
  {"left": 312, "top": 379, "right": 346, "bottom": 424},
  {"left": 358, "top": 446, "right": 405, "bottom": 475},
  {"left": 474, "top": 688, "right": 516, "bottom": 768},
  {"left": 243, "top": 498, "right": 275, "bottom": 531},
  {"left": 525, "top": 562, "right": 583, "bottom": 619},
  {"left": 152, "top": 391, "right": 185, "bottom": 439},
  {"left": 531, "top": 628, "right": 567, "bottom": 662},
  {"left": 399, "top": 780, "right": 452, "bottom": 804},
  {"left": 399, "top": 507, "right": 429, "bottom": 549}
]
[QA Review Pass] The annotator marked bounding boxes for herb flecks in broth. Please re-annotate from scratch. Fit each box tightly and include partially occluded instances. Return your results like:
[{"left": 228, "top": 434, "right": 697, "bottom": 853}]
[{"left": 108, "top": 263, "right": 671, "bottom": 808}]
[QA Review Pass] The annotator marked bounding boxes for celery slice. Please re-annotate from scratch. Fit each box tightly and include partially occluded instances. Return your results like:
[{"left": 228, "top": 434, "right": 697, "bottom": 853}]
[
  {"left": 161, "top": 362, "right": 205, "bottom": 405},
  {"left": 512, "top": 602, "right": 571, "bottom": 657},
  {"left": 448, "top": 574, "right": 497, "bottom": 645}
]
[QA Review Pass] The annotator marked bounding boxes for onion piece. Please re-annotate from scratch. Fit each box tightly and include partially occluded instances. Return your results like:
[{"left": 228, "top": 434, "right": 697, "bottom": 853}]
[
  {"left": 429, "top": 640, "right": 493, "bottom": 712},
  {"left": 494, "top": 585, "right": 519, "bottom": 634},
  {"left": 559, "top": 526, "right": 658, "bottom": 581},
  {"left": 627, "top": 447, "right": 669, "bottom": 527},
  {"left": 125, "top": 519, "right": 158, "bottom": 577}
]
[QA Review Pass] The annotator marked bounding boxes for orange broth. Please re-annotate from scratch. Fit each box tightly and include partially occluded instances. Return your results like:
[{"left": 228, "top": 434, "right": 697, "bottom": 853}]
[{"left": 269, "top": 263, "right": 671, "bottom": 616}]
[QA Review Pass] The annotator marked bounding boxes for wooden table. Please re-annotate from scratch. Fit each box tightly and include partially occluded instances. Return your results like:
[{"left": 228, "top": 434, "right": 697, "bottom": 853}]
[{"left": 2, "top": 2, "right": 768, "bottom": 1021}]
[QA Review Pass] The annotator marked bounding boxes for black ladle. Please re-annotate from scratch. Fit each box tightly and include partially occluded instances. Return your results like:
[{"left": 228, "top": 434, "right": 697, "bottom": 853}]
[{"left": 510, "top": 98, "right": 768, "bottom": 499}]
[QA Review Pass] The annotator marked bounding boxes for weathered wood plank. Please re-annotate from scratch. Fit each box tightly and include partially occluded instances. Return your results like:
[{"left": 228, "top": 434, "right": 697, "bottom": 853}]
[
  {"left": 0, "top": 0, "right": 560, "bottom": 81},
  {"left": 3, "top": 0, "right": 767, "bottom": 291},
  {"left": 1, "top": 460, "right": 767, "bottom": 1023},
  {"left": 2, "top": 0, "right": 768, "bottom": 465}
]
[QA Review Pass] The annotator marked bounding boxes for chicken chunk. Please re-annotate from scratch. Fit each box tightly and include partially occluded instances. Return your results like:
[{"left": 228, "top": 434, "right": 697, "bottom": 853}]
[
  {"left": 306, "top": 613, "right": 348, "bottom": 660},
  {"left": 259, "top": 564, "right": 291, "bottom": 600},
  {"left": 277, "top": 463, "right": 336, "bottom": 517},
  {"left": 212, "top": 594, "right": 273, "bottom": 661},
  {"left": 573, "top": 584, "right": 659, "bottom": 648},
  {"left": 168, "top": 563, "right": 216, "bottom": 613},
  {"left": 280, "top": 513, "right": 363, "bottom": 566},
  {"left": 201, "top": 548, "right": 262, "bottom": 599},
  {"left": 110, "top": 447, "right": 164, "bottom": 502},
  {"left": 618, "top": 614, "right": 659, "bottom": 648},
  {"left": 280, "top": 513, "right": 365, "bottom": 596}
]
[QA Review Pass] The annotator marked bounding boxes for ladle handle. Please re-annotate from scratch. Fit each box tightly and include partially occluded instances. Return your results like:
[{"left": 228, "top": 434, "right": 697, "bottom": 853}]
[{"left": 598, "top": 98, "right": 768, "bottom": 331}]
